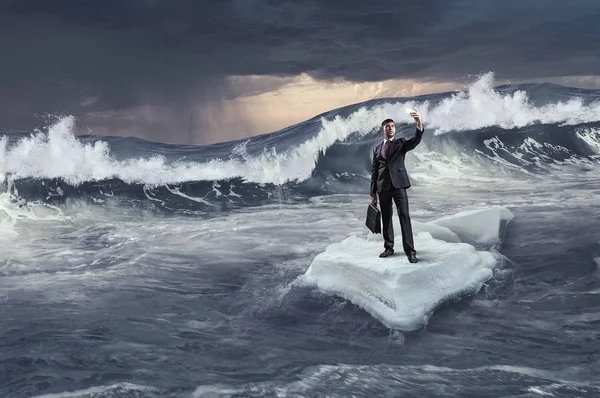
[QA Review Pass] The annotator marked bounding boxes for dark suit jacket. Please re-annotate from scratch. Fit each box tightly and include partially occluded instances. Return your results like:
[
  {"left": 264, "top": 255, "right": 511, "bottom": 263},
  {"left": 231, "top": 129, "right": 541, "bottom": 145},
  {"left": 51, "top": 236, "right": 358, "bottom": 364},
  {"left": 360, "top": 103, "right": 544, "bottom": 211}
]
[{"left": 370, "top": 127, "right": 424, "bottom": 194}]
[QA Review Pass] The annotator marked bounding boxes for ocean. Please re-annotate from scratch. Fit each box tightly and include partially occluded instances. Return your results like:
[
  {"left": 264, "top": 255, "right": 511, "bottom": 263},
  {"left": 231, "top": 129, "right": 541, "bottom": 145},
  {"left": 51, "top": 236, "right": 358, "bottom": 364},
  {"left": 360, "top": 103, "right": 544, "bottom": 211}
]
[{"left": 1, "top": 73, "right": 600, "bottom": 397}]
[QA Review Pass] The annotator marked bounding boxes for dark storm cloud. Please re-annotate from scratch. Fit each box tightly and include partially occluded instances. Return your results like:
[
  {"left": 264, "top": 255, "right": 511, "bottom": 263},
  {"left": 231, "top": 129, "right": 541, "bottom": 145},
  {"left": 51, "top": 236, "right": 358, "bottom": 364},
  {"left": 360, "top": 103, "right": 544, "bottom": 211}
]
[{"left": 1, "top": 0, "right": 599, "bottom": 143}]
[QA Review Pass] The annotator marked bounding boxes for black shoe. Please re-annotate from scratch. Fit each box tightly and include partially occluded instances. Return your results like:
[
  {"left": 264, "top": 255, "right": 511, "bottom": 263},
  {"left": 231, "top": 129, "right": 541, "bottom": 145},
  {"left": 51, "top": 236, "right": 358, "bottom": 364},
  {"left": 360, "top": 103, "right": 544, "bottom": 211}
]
[
  {"left": 379, "top": 248, "right": 394, "bottom": 258},
  {"left": 408, "top": 253, "right": 418, "bottom": 263}
]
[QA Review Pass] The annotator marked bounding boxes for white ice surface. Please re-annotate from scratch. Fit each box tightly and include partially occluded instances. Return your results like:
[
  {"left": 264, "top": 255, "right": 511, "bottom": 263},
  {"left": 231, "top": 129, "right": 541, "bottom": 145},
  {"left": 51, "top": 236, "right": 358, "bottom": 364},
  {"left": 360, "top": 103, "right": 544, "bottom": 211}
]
[
  {"left": 428, "top": 205, "right": 514, "bottom": 244},
  {"left": 300, "top": 206, "right": 514, "bottom": 330}
]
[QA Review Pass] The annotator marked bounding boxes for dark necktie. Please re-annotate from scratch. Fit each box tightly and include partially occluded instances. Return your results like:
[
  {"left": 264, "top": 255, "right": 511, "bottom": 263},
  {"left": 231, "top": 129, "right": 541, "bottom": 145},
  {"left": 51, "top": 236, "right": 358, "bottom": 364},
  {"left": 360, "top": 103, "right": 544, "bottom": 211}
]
[{"left": 384, "top": 140, "right": 392, "bottom": 159}]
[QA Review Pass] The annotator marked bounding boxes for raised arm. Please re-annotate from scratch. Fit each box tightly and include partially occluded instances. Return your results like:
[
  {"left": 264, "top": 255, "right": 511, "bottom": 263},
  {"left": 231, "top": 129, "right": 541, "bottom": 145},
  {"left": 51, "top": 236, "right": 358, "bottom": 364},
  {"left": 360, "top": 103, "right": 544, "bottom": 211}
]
[
  {"left": 402, "top": 109, "right": 424, "bottom": 152},
  {"left": 401, "top": 126, "right": 424, "bottom": 152}
]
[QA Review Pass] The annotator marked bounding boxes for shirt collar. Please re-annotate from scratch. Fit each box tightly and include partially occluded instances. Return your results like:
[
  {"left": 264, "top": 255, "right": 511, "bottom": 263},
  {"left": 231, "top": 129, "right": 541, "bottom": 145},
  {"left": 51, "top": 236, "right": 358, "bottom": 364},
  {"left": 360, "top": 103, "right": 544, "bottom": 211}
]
[{"left": 383, "top": 137, "right": 395, "bottom": 144}]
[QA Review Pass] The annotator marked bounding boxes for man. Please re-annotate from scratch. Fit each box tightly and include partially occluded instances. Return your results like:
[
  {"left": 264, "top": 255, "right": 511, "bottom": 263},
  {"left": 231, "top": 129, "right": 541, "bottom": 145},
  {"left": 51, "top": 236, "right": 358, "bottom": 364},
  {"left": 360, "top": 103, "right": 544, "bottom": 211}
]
[{"left": 370, "top": 110, "right": 424, "bottom": 263}]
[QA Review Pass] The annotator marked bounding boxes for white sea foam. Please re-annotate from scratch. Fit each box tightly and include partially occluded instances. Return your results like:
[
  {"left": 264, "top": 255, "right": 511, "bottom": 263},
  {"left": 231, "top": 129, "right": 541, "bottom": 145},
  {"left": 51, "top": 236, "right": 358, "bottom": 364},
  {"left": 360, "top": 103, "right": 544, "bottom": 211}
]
[
  {"left": 193, "top": 363, "right": 580, "bottom": 397},
  {"left": 576, "top": 127, "right": 600, "bottom": 154},
  {"left": 31, "top": 382, "right": 157, "bottom": 398},
  {"left": 0, "top": 180, "right": 65, "bottom": 240},
  {"left": 421, "top": 73, "right": 600, "bottom": 135}
]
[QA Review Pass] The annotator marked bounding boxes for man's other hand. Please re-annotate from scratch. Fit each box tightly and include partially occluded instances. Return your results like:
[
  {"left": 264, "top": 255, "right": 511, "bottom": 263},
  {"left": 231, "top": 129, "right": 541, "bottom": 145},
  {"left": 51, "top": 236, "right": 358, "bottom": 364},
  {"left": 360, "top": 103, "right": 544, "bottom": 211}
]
[{"left": 370, "top": 195, "right": 377, "bottom": 206}]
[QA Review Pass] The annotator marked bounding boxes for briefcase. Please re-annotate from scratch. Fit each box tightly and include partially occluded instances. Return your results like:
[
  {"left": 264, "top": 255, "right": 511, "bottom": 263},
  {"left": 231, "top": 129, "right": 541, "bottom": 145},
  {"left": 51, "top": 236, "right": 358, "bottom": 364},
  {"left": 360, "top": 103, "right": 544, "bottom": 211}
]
[{"left": 365, "top": 203, "right": 381, "bottom": 234}]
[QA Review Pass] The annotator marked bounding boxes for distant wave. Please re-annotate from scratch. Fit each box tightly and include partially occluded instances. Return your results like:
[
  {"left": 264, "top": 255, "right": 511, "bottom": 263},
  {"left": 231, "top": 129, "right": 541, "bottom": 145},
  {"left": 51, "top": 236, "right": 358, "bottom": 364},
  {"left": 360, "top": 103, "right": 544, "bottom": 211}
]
[{"left": 1, "top": 73, "right": 599, "bottom": 211}]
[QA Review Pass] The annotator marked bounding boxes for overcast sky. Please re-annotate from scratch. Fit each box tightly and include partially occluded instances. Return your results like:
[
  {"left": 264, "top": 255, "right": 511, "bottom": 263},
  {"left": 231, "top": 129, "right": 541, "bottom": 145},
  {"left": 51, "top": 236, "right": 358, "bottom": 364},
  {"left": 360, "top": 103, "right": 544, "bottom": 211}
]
[{"left": 1, "top": 0, "right": 599, "bottom": 144}]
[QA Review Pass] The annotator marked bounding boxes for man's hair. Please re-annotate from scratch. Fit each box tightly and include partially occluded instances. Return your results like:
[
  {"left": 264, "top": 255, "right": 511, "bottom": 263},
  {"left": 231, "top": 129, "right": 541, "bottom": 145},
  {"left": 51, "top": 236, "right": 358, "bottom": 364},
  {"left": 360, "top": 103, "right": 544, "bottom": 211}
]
[{"left": 381, "top": 118, "right": 395, "bottom": 127}]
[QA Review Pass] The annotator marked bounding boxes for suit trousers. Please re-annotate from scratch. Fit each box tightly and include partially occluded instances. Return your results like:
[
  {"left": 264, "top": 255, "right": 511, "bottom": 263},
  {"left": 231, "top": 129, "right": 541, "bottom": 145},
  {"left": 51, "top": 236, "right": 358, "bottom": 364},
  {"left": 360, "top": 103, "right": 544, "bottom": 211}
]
[{"left": 378, "top": 188, "right": 416, "bottom": 255}]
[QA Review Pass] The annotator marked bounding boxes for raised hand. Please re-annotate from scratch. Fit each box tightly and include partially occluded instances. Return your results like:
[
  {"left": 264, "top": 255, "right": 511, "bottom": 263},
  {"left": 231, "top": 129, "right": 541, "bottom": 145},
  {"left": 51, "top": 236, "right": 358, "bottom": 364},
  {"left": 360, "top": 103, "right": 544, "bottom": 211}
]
[{"left": 410, "top": 110, "right": 422, "bottom": 129}]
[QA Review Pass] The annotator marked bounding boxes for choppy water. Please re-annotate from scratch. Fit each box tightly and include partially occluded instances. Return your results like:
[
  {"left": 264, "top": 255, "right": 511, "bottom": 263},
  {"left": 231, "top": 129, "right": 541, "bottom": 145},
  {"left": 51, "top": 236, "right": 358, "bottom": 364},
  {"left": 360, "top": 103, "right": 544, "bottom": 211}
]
[{"left": 1, "top": 74, "right": 600, "bottom": 397}]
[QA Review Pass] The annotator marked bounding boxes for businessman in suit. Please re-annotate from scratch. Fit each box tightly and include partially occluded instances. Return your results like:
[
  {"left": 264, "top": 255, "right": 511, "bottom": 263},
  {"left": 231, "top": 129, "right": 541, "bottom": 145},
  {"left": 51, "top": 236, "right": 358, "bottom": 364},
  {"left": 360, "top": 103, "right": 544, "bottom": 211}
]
[{"left": 370, "top": 111, "right": 424, "bottom": 263}]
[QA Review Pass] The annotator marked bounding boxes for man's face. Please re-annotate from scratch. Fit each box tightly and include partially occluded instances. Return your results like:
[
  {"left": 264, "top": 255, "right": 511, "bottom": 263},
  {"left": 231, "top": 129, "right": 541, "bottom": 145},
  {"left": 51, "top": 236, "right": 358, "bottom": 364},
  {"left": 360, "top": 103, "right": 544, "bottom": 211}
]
[{"left": 382, "top": 122, "right": 395, "bottom": 138}]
